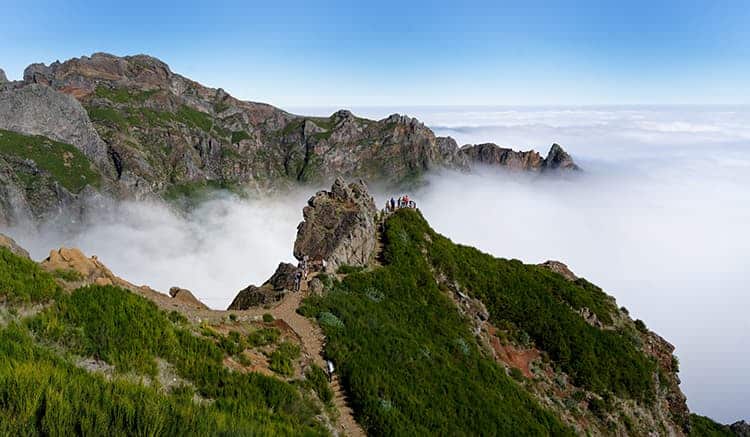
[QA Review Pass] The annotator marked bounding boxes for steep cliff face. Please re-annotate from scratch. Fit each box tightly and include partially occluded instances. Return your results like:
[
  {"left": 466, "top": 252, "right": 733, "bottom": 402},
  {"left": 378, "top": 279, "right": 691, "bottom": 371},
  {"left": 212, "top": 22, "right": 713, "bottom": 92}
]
[{"left": 0, "top": 53, "right": 580, "bottom": 224}]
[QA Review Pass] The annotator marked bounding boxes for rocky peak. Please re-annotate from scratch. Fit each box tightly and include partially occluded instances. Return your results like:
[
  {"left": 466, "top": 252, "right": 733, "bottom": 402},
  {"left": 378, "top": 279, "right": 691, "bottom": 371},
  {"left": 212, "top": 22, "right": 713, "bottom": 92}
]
[
  {"left": 169, "top": 286, "right": 209, "bottom": 310},
  {"left": 543, "top": 143, "right": 580, "bottom": 171},
  {"left": 293, "top": 177, "right": 377, "bottom": 272},
  {"left": 23, "top": 52, "right": 173, "bottom": 92}
]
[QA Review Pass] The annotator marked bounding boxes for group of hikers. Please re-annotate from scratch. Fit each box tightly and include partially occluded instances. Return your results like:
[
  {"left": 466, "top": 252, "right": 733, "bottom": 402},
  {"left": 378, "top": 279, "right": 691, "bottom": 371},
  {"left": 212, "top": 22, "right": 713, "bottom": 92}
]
[
  {"left": 384, "top": 195, "right": 417, "bottom": 213},
  {"left": 293, "top": 255, "right": 327, "bottom": 292}
]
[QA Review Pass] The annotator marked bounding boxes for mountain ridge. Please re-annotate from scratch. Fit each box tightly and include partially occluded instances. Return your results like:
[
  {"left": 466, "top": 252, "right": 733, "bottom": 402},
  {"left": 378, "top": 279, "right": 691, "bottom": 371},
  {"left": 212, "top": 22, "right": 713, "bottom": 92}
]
[{"left": 0, "top": 52, "right": 578, "bottom": 225}]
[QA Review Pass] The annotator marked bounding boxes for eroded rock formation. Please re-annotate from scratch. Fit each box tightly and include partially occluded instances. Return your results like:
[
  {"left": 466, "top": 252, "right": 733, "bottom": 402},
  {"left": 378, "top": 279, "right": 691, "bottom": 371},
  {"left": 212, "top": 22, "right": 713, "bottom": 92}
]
[{"left": 293, "top": 177, "right": 377, "bottom": 272}]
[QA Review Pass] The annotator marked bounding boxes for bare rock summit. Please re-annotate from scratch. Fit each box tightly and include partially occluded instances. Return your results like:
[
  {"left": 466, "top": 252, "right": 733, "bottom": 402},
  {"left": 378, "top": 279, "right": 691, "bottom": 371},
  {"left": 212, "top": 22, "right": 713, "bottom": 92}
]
[{"left": 293, "top": 177, "right": 378, "bottom": 273}]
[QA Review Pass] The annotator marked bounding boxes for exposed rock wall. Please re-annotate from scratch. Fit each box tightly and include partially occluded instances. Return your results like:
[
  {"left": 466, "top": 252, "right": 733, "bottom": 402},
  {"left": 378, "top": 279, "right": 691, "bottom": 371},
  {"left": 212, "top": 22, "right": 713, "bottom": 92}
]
[
  {"left": 0, "top": 84, "right": 114, "bottom": 177},
  {"left": 293, "top": 178, "right": 377, "bottom": 272}
]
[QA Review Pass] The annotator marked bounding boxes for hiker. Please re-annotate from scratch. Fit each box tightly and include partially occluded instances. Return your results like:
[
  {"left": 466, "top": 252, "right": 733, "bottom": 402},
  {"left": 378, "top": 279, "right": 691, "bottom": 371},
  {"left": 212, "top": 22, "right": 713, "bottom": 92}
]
[
  {"left": 398, "top": 196, "right": 403, "bottom": 208},
  {"left": 294, "top": 269, "right": 302, "bottom": 292},
  {"left": 302, "top": 255, "right": 309, "bottom": 279},
  {"left": 326, "top": 360, "right": 335, "bottom": 381},
  {"left": 321, "top": 259, "right": 328, "bottom": 272},
  {"left": 390, "top": 197, "right": 396, "bottom": 211},
  {"left": 409, "top": 200, "right": 416, "bottom": 209}
]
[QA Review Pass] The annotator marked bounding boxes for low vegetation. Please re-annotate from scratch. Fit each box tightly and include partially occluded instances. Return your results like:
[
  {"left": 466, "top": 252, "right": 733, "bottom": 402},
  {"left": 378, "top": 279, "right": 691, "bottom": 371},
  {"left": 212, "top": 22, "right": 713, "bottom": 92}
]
[
  {"left": 0, "top": 247, "right": 62, "bottom": 304},
  {"left": 0, "top": 129, "right": 101, "bottom": 192},
  {"left": 300, "top": 211, "right": 574, "bottom": 435},
  {"left": 689, "top": 414, "right": 735, "bottom": 436},
  {"left": 0, "top": 248, "right": 327, "bottom": 435}
]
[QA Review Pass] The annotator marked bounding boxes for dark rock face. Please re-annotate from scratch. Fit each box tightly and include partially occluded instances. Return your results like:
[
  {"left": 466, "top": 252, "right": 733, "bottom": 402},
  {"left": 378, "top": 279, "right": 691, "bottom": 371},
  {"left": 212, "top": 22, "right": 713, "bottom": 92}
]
[
  {"left": 293, "top": 178, "right": 377, "bottom": 272},
  {"left": 543, "top": 143, "right": 580, "bottom": 172},
  {"left": 0, "top": 233, "right": 30, "bottom": 259},
  {"left": 227, "top": 262, "right": 296, "bottom": 310},
  {"left": 731, "top": 421, "right": 750, "bottom": 437},
  {"left": 460, "top": 142, "right": 579, "bottom": 172}
]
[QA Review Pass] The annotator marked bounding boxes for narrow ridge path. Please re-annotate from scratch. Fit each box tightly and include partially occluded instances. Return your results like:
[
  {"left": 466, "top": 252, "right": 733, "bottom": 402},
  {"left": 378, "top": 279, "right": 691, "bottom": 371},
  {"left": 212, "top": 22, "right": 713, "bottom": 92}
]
[{"left": 265, "top": 277, "right": 365, "bottom": 437}]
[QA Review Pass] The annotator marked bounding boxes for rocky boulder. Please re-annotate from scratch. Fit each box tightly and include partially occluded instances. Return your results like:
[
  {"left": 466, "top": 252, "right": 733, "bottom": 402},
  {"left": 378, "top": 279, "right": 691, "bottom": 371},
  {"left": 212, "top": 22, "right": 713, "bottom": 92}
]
[
  {"left": 227, "top": 262, "right": 297, "bottom": 310},
  {"left": 0, "top": 233, "right": 30, "bottom": 259},
  {"left": 293, "top": 177, "right": 377, "bottom": 272},
  {"left": 169, "top": 286, "right": 209, "bottom": 310}
]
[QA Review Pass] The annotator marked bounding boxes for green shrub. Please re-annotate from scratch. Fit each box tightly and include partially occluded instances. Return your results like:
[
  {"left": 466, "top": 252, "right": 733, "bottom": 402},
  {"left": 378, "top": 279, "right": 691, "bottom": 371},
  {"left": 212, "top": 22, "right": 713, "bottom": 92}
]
[
  {"left": 317, "top": 311, "right": 344, "bottom": 329},
  {"left": 231, "top": 130, "right": 251, "bottom": 143},
  {"left": 305, "top": 365, "right": 334, "bottom": 405},
  {"left": 509, "top": 367, "right": 525, "bottom": 381},
  {"left": 689, "top": 414, "right": 734, "bottom": 436},
  {"left": 248, "top": 327, "right": 280, "bottom": 347},
  {"left": 52, "top": 268, "right": 83, "bottom": 282},
  {"left": 0, "top": 247, "right": 62, "bottom": 304},
  {"left": 337, "top": 265, "right": 365, "bottom": 275},
  {"left": 176, "top": 105, "right": 213, "bottom": 132},
  {"left": 263, "top": 313, "right": 275, "bottom": 323},
  {"left": 269, "top": 342, "right": 301, "bottom": 377}
]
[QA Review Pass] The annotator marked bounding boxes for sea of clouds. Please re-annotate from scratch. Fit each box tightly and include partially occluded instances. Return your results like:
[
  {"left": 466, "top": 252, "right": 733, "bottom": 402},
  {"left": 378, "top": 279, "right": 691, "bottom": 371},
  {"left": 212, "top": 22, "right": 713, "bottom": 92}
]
[{"left": 4, "top": 105, "right": 748, "bottom": 423}]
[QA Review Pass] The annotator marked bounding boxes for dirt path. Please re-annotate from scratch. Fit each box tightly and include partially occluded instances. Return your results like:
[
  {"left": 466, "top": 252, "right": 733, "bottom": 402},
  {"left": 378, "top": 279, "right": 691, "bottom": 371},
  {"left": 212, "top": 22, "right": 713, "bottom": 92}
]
[{"left": 212, "top": 277, "right": 365, "bottom": 436}]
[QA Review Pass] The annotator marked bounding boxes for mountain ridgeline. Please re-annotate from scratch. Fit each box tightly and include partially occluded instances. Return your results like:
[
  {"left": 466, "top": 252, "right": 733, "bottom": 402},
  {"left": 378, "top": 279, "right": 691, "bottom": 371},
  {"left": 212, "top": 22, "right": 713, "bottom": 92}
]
[
  {"left": 0, "top": 177, "right": 741, "bottom": 436},
  {"left": 0, "top": 53, "right": 578, "bottom": 225}
]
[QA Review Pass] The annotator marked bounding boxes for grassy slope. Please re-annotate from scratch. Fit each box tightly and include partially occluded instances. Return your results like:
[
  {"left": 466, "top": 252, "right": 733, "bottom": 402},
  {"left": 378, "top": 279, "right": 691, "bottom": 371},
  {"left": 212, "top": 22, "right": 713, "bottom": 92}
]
[
  {"left": 0, "top": 129, "right": 101, "bottom": 193},
  {"left": 0, "top": 247, "right": 326, "bottom": 436},
  {"left": 423, "top": 211, "right": 658, "bottom": 402},
  {"left": 300, "top": 211, "right": 574, "bottom": 436},
  {"left": 689, "top": 414, "right": 735, "bottom": 437}
]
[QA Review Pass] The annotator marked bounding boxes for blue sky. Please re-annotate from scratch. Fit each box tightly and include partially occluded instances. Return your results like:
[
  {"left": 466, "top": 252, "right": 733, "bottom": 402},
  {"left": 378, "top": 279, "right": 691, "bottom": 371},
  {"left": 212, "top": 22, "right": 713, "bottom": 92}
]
[{"left": 1, "top": 1, "right": 748, "bottom": 106}]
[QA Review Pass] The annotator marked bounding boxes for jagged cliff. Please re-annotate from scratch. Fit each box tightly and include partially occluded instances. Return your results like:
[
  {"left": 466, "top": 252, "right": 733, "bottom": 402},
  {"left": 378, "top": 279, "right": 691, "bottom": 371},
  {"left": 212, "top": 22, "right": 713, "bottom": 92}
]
[{"left": 0, "top": 53, "right": 579, "bottom": 224}]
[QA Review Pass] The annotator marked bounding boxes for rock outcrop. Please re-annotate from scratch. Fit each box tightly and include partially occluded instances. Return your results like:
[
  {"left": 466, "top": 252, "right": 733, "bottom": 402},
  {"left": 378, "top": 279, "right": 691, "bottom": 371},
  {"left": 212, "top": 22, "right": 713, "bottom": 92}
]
[
  {"left": 169, "top": 286, "right": 209, "bottom": 310},
  {"left": 461, "top": 143, "right": 579, "bottom": 172},
  {"left": 0, "top": 233, "right": 30, "bottom": 259},
  {"left": 543, "top": 143, "right": 580, "bottom": 171},
  {"left": 228, "top": 262, "right": 297, "bottom": 310},
  {"left": 538, "top": 260, "right": 578, "bottom": 281},
  {"left": 0, "top": 84, "right": 114, "bottom": 177},
  {"left": 731, "top": 421, "right": 750, "bottom": 436},
  {"left": 293, "top": 178, "right": 377, "bottom": 272},
  {"left": 0, "top": 69, "right": 7, "bottom": 83}
]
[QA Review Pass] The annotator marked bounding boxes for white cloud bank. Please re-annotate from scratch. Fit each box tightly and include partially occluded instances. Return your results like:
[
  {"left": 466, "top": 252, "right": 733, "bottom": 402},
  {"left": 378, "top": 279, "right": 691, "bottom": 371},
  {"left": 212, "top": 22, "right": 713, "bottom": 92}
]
[{"left": 2, "top": 105, "right": 748, "bottom": 424}]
